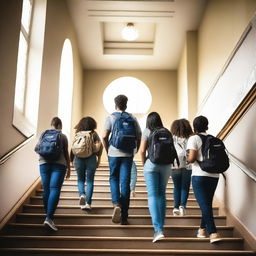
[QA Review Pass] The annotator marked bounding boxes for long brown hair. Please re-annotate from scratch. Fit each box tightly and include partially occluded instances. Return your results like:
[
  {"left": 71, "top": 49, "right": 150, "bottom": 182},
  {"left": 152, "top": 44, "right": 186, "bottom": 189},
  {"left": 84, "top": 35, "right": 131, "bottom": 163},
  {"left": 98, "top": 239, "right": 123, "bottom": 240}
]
[{"left": 171, "top": 118, "right": 193, "bottom": 138}]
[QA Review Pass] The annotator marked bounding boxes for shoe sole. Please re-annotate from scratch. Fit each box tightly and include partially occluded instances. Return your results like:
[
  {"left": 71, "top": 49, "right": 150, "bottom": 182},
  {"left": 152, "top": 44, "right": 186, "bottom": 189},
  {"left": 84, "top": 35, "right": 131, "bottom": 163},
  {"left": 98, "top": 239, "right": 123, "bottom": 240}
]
[
  {"left": 112, "top": 207, "right": 121, "bottom": 223},
  {"left": 210, "top": 238, "right": 222, "bottom": 243},
  {"left": 152, "top": 235, "right": 164, "bottom": 243}
]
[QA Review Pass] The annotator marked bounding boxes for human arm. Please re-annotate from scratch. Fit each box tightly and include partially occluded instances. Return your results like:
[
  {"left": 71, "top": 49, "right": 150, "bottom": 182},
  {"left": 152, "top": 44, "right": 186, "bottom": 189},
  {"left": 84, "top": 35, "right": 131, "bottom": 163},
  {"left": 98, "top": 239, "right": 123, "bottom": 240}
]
[
  {"left": 139, "top": 139, "right": 148, "bottom": 165},
  {"left": 102, "top": 130, "right": 110, "bottom": 154},
  {"left": 62, "top": 135, "right": 71, "bottom": 179},
  {"left": 187, "top": 149, "right": 197, "bottom": 163}
]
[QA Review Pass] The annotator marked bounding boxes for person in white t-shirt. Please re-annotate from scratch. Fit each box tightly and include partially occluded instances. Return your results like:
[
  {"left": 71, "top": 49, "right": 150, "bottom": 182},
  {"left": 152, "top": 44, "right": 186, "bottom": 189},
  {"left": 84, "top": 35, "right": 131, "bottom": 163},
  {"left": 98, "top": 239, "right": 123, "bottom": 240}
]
[{"left": 187, "top": 116, "right": 222, "bottom": 244}]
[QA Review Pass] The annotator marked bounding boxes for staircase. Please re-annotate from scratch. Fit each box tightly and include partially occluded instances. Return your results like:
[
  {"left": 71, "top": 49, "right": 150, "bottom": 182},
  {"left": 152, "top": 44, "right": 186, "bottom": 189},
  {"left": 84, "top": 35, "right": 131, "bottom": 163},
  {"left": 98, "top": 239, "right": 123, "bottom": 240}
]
[{"left": 0, "top": 163, "right": 255, "bottom": 256}]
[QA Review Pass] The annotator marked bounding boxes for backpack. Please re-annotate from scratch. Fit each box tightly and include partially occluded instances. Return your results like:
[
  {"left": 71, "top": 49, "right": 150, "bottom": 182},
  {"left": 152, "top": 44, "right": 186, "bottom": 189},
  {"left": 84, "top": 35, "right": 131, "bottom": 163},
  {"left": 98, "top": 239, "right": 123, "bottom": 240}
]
[
  {"left": 71, "top": 131, "right": 96, "bottom": 158},
  {"left": 197, "top": 134, "right": 230, "bottom": 173},
  {"left": 173, "top": 136, "right": 188, "bottom": 168},
  {"left": 35, "top": 129, "right": 62, "bottom": 161},
  {"left": 148, "top": 128, "right": 179, "bottom": 165},
  {"left": 110, "top": 112, "right": 137, "bottom": 153}
]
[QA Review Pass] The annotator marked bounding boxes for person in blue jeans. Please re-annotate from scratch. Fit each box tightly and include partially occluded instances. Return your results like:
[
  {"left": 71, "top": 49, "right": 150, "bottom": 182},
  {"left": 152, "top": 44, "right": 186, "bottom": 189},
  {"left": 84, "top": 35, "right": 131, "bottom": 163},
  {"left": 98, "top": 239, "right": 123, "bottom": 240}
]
[
  {"left": 102, "top": 95, "right": 141, "bottom": 225},
  {"left": 35, "top": 117, "right": 70, "bottom": 231},
  {"left": 187, "top": 115, "right": 221, "bottom": 244},
  {"left": 70, "top": 117, "right": 103, "bottom": 210},
  {"left": 139, "top": 112, "right": 171, "bottom": 243},
  {"left": 170, "top": 119, "right": 193, "bottom": 216}
]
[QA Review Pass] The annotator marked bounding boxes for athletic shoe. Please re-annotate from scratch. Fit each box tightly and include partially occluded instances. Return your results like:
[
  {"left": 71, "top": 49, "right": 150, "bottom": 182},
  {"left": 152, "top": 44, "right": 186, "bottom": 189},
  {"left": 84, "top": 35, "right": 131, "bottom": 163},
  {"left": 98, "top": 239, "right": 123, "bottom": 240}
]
[
  {"left": 179, "top": 206, "right": 186, "bottom": 216},
  {"left": 210, "top": 232, "right": 222, "bottom": 243},
  {"left": 152, "top": 231, "right": 165, "bottom": 243},
  {"left": 173, "top": 208, "right": 180, "bottom": 216},
  {"left": 79, "top": 194, "right": 86, "bottom": 207},
  {"left": 44, "top": 218, "right": 58, "bottom": 231},
  {"left": 197, "top": 228, "right": 207, "bottom": 238},
  {"left": 81, "top": 203, "right": 91, "bottom": 210},
  {"left": 112, "top": 206, "right": 121, "bottom": 223}
]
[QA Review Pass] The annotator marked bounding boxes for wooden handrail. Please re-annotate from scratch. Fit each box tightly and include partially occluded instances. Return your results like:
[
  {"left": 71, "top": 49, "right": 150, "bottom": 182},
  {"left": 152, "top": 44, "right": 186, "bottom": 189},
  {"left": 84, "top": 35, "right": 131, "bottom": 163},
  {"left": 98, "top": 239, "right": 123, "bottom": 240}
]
[{"left": 0, "top": 135, "right": 34, "bottom": 165}]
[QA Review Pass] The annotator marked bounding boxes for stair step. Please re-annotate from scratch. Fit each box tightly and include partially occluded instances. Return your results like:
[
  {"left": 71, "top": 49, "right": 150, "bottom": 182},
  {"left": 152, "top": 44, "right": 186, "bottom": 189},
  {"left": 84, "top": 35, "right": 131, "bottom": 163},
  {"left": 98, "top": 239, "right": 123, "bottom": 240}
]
[
  {"left": 0, "top": 236, "right": 245, "bottom": 250},
  {"left": 5, "top": 223, "right": 235, "bottom": 237},
  {"left": 15, "top": 213, "right": 227, "bottom": 226},
  {"left": 22, "top": 204, "right": 217, "bottom": 215},
  {"left": 35, "top": 189, "right": 195, "bottom": 198},
  {"left": 29, "top": 196, "right": 199, "bottom": 206},
  {"left": 1, "top": 248, "right": 255, "bottom": 256}
]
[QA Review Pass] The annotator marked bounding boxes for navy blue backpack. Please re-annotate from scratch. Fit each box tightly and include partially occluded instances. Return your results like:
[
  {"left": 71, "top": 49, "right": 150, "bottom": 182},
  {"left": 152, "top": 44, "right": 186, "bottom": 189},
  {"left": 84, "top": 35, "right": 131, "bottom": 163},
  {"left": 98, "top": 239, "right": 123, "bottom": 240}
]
[
  {"left": 35, "top": 129, "right": 62, "bottom": 161},
  {"left": 110, "top": 112, "right": 137, "bottom": 153}
]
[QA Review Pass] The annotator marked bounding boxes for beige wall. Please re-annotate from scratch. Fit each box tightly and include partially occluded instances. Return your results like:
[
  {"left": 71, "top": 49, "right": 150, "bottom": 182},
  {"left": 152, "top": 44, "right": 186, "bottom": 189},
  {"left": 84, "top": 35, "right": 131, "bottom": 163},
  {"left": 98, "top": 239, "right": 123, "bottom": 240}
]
[
  {"left": 0, "top": 0, "right": 83, "bottom": 222},
  {"left": 197, "top": 0, "right": 256, "bottom": 242},
  {"left": 177, "top": 31, "right": 198, "bottom": 122},
  {"left": 197, "top": 0, "right": 256, "bottom": 109},
  {"left": 82, "top": 70, "right": 177, "bottom": 160}
]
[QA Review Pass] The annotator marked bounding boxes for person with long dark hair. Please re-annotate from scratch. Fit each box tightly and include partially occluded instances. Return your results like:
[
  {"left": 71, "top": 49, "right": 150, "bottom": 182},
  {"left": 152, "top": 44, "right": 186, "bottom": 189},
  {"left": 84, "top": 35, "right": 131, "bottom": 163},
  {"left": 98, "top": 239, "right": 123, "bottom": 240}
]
[
  {"left": 71, "top": 117, "right": 103, "bottom": 210},
  {"left": 139, "top": 112, "right": 172, "bottom": 243},
  {"left": 35, "top": 117, "right": 70, "bottom": 231},
  {"left": 187, "top": 115, "right": 221, "bottom": 243},
  {"left": 170, "top": 119, "right": 193, "bottom": 216}
]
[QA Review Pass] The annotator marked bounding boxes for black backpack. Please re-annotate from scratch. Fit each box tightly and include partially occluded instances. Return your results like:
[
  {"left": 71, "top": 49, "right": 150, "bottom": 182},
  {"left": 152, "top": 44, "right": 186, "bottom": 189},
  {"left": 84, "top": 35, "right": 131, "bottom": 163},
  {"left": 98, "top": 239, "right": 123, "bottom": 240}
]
[
  {"left": 110, "top": 112, "right": 137, "bottom": 153},
  {"left": 35, "top": 129, "right": 62, "bottom": 161},
  {"left": 197, "top": 134, "right": 230, "bottom": 173},
  {"left": 148, "top": 128, "right": 179, "bottom": 165}
]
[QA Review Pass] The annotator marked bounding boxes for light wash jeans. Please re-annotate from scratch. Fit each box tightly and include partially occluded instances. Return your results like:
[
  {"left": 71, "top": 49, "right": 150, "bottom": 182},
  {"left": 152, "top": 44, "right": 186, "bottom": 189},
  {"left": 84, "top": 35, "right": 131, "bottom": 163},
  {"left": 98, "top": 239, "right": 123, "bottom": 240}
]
[
  {"left": 143, "top": 159, "right": 171, "bottom": 232},
  {"left": 74, "top": 154, "right": 97, "bottom": 205},
  {"left": 40, "top": 163, "right": 66, "bottom": 220},
  {"left": 130, "top": 162, "right": 137, "bottom": 191}
]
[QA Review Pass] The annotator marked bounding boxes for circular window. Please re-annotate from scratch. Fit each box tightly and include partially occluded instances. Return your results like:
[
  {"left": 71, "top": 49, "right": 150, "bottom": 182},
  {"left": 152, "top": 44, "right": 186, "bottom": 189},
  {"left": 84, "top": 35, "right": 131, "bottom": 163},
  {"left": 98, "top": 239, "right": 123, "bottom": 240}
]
[{"left": 103, "top": 76, "right": 152, "bottom": 114}]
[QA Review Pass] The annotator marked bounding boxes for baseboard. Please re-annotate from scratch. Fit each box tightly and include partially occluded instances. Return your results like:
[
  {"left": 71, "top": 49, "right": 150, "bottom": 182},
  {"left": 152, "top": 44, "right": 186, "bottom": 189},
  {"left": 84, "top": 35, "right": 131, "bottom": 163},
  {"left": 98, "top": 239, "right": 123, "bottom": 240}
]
[
  {"left": 0, "top": 177, "right": 41, "bottom": 231},
  {"left": 214, "top": 197, "right": 256, "bottom": 251}
]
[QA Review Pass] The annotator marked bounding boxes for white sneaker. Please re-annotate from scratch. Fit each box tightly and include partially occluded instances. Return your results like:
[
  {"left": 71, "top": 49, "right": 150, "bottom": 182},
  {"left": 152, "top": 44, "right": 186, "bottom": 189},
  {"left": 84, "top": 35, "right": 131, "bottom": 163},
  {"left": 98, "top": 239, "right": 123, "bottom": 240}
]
[
  {"left": 152, "top": 231, "right": 165, "bottom": 243},
  {"left": 173, "top": 208, "right": 180, "bottom": 216},
  {"left": 79, "top": 194, "right": 86, "bottom": 208},
  {"left": 44, "top": 218, "right": 58, "bottom": 231},
  {"left": 197, "top": 228, "right": 207, "bottom": 238},
  {"left": 179, "top": 206, "right": 186, "bottom": 216},
  {"left": 112, "top": 206, "right": 121, "bottom": 223},
  {"left": 81, "top": 203, "right": 91, "bottom": 210}
]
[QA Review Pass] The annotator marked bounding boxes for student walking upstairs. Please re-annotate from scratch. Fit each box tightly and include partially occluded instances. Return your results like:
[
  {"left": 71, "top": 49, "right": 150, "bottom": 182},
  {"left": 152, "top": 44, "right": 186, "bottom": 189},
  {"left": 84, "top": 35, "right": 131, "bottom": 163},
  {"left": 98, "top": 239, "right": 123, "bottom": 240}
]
[
  {"left": 102, "top": 95, "right": 141, "bottom": 225},
  {"left": 35, "top": 117, "right": 70, "bottom": 231}
]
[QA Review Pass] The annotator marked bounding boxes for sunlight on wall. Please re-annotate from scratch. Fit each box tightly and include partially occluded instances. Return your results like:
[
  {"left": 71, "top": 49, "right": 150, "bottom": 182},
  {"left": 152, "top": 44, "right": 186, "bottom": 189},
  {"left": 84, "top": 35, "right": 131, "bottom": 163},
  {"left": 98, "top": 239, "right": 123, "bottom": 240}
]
[{"left": 58, "top": 39, "right": 74, "bottom": 139}]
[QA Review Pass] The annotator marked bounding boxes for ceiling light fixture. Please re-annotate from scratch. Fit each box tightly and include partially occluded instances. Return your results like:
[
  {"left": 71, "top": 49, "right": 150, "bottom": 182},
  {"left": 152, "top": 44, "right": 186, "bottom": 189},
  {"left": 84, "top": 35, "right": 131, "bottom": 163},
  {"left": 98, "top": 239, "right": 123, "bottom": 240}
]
[{"left": 121, "top": 23, "right": 139, "bottom": 41}]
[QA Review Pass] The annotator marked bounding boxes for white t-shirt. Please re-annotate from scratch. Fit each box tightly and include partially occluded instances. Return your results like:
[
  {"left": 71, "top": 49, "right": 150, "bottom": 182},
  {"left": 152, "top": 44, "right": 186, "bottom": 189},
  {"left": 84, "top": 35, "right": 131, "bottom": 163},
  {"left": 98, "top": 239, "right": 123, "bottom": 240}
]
[{"left": 186, "top": 133, "right": 219, "bottom": 178}]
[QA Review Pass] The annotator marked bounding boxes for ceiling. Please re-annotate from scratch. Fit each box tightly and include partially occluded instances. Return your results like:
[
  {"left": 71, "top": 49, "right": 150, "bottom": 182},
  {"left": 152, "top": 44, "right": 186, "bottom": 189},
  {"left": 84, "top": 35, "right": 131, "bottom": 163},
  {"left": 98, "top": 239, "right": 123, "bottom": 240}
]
[{"left": 66, "top": 0, "right": 208, "bottom": 70}]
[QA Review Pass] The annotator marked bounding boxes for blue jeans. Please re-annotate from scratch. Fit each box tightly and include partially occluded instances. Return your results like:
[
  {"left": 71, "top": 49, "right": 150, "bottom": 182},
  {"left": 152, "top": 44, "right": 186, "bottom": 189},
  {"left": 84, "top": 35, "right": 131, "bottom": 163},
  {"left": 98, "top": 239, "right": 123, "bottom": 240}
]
[
  {"left": 74, "top": 154, "right": 97, "bottom": 204},
  {"left": 192, "top": 176, "right": 219, "bottom": 234},
  {"left": 144, "top": 159, "right": 171, "bottom": 232},
  {"left": 40, "top": 163, "right": 66, "bottom": 220},
  {"left": 130, "top": 162, "right": 137, "bottom": 190},
  {"left": 171, "top": 168, "right": 192, "bottom": 208},
  {"left": 108, "top": 156, "right": 133, "bottom": 221}
]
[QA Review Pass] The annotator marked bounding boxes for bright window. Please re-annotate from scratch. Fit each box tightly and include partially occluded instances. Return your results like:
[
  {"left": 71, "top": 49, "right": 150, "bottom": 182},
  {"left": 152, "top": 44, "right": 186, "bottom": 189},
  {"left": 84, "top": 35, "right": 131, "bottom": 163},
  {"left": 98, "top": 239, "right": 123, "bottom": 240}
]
[
  {"left": 58, "top": 39, "right": 74, "bottom": 139},
  {"left": 103, "top": 77, "right": 152, "bottom": 114},
  {"left": 14, "top": 0, "right": 33, "bottom": 114}
]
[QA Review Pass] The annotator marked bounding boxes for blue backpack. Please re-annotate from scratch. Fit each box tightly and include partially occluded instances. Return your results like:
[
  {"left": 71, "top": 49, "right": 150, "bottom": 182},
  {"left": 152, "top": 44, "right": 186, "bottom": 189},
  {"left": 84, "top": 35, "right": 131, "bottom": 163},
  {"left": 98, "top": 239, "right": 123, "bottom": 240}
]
[
  {"left": 197, "top": 134, "right": 230, "bottom": 173},
  {"left": 110, "top": 112, "right": 137, "bottom": 153},
  {"left": 35, "top": 129, "right": 62, "bottom": 160}
]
